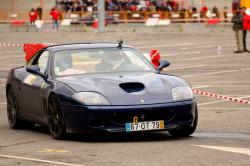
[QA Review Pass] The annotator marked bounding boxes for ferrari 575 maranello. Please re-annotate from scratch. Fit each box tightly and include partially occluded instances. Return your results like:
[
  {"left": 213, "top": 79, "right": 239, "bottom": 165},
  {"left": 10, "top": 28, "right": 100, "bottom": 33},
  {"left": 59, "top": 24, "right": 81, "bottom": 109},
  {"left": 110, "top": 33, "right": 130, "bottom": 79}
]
[{"left": 6, "top": 42, "right": 198, "bottom": 139}]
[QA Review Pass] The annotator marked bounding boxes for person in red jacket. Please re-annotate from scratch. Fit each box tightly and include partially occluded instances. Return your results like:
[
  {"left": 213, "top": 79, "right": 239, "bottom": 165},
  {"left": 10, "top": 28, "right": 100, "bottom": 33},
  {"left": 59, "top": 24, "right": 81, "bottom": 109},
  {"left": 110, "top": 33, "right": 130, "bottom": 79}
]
[
  {"left": 50, "top": 7, "right": 60, "bottom": 30},
  {"left": 243, "top": 7, "right": 250, "bottom": 52},
  {"left": 29, "top": 8, "right": 37, "bottom": 25}
]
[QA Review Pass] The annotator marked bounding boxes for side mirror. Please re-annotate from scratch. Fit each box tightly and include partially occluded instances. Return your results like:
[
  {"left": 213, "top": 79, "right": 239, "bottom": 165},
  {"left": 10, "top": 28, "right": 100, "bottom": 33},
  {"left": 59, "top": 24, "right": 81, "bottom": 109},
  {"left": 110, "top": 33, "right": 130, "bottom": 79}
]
[
  {"left": 157, "top": 60, "right": 170, "bottom": 72},
  {"left": 26, "top": 65, "right": 45, "bottom": 78}
]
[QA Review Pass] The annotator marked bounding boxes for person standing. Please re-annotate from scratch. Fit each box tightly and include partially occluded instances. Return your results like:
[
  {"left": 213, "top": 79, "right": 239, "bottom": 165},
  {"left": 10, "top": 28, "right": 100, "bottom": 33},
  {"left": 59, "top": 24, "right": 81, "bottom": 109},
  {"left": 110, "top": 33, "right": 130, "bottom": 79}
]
[
  {"left": 243, "top": 7, "right": 250, "bottom": 52},
  {"left": 36, "top": 6, "right": 43, "bottom": 20},
  {"left": 29, "top": 8, "right": 38, "bottom": 25},
  {"left": 232, "top": 7, "right": 244, "bottom": 53},
  {"left": 50, "top": 7, "right": 60, "bottom": 30}
]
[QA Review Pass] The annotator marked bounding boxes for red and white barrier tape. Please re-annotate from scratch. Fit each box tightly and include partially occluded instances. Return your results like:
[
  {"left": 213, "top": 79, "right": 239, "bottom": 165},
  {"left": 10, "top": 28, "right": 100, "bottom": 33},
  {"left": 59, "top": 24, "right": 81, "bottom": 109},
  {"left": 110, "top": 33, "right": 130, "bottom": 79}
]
[
  {"left": 0, "top": 43, "right": 23, "bottom": 47},
  {"left": 0, "top": 43, "right": 57, "bottom": 47},
  {"left": 193, "top": 89, "right": 250, "bottom": 105}
]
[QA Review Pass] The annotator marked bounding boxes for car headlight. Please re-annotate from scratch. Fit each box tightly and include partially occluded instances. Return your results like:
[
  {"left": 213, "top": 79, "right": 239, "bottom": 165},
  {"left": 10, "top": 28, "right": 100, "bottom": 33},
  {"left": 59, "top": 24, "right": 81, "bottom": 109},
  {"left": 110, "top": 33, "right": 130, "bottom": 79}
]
[
  {"left": 171, "top": 86, "right": 194, "bottom": 102},
  {"left": 72, "top": 92, "right": 110, "bottom": 105}
]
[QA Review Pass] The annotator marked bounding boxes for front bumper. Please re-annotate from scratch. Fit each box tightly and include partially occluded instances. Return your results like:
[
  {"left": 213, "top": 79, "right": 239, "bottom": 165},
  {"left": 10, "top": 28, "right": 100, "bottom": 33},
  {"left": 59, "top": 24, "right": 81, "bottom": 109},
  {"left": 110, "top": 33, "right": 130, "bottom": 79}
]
[{"left": 61, "top": 100, "right": 197, "bottom": 133}]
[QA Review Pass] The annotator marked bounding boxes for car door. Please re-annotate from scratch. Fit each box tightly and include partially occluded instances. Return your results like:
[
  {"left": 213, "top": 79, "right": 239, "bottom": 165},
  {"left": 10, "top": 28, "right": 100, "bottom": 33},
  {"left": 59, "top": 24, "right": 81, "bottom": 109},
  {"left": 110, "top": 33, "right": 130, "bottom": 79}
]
[{"left": 18, "top": 50, "right": 50, "bottom": 120}]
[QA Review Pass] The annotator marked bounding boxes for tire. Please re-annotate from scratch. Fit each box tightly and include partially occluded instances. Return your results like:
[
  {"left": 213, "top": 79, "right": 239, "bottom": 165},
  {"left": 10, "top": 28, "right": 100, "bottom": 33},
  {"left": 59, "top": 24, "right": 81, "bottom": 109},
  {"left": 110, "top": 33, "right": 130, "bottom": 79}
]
[
  {"left": 48, "top": 94, "right": 66, "bottom": 140},
  {"left": 7, "top": 87, "right": 23, "bottom": 129},
  {"left": 169, "top": 105, "right": 198, "bottom": 137}
]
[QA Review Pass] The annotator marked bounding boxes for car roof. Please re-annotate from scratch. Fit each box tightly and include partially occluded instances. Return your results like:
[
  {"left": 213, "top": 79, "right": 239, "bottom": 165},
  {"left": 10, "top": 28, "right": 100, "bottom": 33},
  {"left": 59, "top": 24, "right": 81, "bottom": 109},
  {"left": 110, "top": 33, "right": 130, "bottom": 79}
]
[{"left": 47, "top": 43, "right": 132, "bottom": 52}]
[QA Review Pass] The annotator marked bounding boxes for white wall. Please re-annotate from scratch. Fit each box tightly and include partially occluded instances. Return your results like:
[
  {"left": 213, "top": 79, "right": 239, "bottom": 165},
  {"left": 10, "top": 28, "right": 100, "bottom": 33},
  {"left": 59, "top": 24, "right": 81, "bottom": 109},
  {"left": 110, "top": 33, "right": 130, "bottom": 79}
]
[{"left": 0, "top": 0, "right": 55, "bottom": 12}]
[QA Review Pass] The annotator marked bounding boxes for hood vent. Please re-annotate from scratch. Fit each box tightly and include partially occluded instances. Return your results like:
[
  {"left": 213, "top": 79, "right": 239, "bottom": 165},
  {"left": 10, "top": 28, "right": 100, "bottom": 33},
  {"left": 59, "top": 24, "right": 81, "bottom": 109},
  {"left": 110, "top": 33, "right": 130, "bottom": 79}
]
[{"left": 119, "top": 82, "right": 145, "bottom": 93}]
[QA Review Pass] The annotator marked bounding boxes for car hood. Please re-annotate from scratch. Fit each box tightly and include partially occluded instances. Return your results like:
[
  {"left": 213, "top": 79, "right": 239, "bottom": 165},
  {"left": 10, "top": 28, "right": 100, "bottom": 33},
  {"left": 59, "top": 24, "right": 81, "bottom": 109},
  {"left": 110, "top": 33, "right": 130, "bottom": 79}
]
[{"left": 56, "top": 72, "right": 187, "bottom": 105}]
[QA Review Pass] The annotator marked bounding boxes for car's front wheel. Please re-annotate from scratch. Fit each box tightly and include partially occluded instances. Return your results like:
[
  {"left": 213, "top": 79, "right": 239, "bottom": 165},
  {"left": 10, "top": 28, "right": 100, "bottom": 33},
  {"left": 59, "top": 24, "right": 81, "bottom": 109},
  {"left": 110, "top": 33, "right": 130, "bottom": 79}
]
[
  {"left": 48, "top": 95, "right": 66, "bottom": 140},
  {"left": 169, "top": 105, "right": 198, "bottom": 137}
]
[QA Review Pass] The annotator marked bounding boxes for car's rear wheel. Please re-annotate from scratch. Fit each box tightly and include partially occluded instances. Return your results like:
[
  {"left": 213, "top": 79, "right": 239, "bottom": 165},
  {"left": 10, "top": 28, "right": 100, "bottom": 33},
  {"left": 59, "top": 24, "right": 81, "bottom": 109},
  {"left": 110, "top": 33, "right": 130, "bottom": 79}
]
[
  {"left": 48, "top": 95, "right": 66, "bottom": 140},
  {"left": 169, "top": 105, "right": 198, "bottom": 137},
  {"left": 7, "top": 87, "right": 22, "bottom": 129}
]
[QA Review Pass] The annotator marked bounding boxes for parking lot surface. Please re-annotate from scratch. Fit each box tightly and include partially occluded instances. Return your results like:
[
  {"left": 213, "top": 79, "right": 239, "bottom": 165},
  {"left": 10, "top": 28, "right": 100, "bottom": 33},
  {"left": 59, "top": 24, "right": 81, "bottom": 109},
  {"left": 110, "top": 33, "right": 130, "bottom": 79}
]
[{"left": 0, "top": 23, "right": 249, "bottom": 166}]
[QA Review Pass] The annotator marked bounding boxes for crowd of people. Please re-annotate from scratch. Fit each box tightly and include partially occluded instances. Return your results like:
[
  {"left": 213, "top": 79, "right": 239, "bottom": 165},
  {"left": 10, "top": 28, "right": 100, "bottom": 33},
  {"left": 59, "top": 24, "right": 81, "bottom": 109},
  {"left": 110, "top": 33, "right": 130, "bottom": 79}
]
[
  {"left": 28, "top": 6, "right": 60, "bottom": 30},
  {"left": 56, "top": 0, "right": 182, "bottom": 12},
  {"left": 56, "top": 0, "right": 229, "bottom": 19},
  {"left": 27, "top": 1, "right": 235, "bottom": 31},
  {"left": 28, "top": 7, "right": 42, "bottom": 25}
]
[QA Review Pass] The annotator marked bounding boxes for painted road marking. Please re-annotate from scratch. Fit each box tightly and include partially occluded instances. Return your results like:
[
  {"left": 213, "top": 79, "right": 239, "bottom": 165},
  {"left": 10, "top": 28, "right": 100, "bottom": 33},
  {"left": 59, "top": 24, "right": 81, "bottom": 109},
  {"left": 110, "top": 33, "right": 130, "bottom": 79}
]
[
  {"left": 181, "top": 45, "right": 214, "bottom": 50},
  {"left": 198, "top": 96, "right": 250, "bottom": 106},
  {"left": 0, "top": 67, "right": 18, "bottom": 71},
  {"left": 161, "top": 51, "right": 201, "bottom": 57},
  {"left": 138, "top": 40, "right": 234, "bottom": 49},
  {"left": 166, "top": 65, "right": 206, "bottom": 70},
  {"left": 0, "top": 154, "right": 84, "bottom": 166},
  {"left": 181, "top": 68, "right": 250, "bottom": 78},
  {"left": 0, "top": 55, "right": 23, "bottom": 60},
  {"left": 138, "top": 42, "right": 196, "bottom": 49},
  {"left": 183, "top": 51, "right": 201, "bottom": 55},
  {"left": 161, "top": 53, "right": 179, "bottom": 57},
  {"left": 193, "top": 145, "right": 250, "bottom": 156},
  {"left": 192, "top": 85, "right": 211, "bottom": 89},
  {"left": 38, "top": 149, "right": 70, "bottom": 153},
  {"left": 184, "top": 55, "right": 233, "bottom": 61},
  {"left": 199, "top": 108, "right": 250, "bottom": 110},
  {"left": 181, "top": 43, "right": 235, "bottom": 50},
  {"left": 194, "top": 132, "right": 250, "bottom": 139},
  {"left": 192, "top": 84, "right": 250, "bottom": 87}
]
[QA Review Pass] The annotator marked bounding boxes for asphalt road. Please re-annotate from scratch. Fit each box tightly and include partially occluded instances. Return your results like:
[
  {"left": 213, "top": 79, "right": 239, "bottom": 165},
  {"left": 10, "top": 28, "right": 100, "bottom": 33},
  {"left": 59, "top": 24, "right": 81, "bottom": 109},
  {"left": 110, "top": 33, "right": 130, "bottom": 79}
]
[{"left": 0, "top": 23, "right": 249, "bottom": 166}]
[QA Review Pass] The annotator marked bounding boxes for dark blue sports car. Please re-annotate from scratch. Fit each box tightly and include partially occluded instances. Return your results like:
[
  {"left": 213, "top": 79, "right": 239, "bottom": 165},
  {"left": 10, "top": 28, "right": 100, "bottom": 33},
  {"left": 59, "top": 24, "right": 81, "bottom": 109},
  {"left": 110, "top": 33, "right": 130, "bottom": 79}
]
[{"left": 6, "top": 42, "right": 198, "bottom": 139}]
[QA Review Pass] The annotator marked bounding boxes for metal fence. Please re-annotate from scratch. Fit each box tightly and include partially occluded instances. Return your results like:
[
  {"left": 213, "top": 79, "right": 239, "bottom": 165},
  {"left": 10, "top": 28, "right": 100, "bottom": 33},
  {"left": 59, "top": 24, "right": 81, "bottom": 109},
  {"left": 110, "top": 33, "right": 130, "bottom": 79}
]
[{"left": 0, "top": 10, "right": 233, "bottom": 23}]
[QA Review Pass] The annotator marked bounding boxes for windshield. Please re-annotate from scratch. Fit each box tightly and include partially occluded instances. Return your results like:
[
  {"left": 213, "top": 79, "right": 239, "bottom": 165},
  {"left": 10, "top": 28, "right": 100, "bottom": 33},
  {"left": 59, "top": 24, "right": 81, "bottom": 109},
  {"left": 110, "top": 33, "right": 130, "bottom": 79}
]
[{"left": 53, "top": 47, "right": 155, "bottom": 76}]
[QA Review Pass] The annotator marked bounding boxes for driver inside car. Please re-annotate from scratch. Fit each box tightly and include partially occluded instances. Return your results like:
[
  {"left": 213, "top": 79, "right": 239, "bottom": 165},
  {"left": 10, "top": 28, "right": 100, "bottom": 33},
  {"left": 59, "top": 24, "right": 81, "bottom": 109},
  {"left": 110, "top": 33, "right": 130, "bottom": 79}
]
[
  {"left": 96, "top": 52, "right": 125, "bottom": 72},
  {"left": 55, "top": 53, "right": 86, "bottom": 76}
]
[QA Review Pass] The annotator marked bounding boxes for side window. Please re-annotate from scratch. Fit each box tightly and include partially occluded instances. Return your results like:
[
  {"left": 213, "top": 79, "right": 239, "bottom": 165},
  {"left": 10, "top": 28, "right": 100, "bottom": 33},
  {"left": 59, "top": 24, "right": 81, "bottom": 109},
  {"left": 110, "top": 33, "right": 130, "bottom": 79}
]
[{"left": 37, "top": 51, "right": 49, "bottom": 74}]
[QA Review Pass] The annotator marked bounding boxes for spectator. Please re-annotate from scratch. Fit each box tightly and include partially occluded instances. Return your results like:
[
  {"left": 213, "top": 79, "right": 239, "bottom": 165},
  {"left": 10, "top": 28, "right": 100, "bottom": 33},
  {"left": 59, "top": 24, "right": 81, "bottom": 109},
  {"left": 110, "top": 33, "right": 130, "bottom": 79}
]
[
  {"left": 223, "top": 6, "right": 228, "bottom": 22},
  {"left": 232, "top": 7, "right": 244, "bottom": 53},
  {"left": 243, "top": 7, "right": 250, "bottom": 52},
  {"left": 50, "top": 7, "right": 60, "bottom": 30},
  {"left": 212, "top": 6, "right": 220, "bottom": 18},
  {"left": 36, "top": 6, "right": 43, "bottom": 20},
  {"left": 232, "top": 0, "right": 240, "bottom": 13},
  {"left": 29, "top": 8, "right": 38, "bottom": 25},
  {"left": 201, "top": 6, "right": 208, "bottom": 18},
  {"left": 138, "top": 0, "right": 147, "bottom": 11}
]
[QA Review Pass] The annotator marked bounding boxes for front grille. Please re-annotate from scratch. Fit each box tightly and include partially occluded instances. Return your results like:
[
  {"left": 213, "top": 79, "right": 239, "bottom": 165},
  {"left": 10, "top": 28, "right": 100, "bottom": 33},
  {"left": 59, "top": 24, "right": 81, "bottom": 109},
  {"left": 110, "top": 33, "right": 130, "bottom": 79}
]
[{"left": 110, "top": 108, "right": 175, "bottom": 125}]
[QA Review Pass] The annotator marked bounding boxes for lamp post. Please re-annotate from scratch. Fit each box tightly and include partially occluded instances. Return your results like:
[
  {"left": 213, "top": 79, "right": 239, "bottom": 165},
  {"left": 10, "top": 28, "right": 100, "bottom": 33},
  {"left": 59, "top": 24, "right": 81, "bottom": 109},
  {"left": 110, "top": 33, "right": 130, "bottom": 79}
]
[
  {"left": 11, "top": 0, "right": 15, "bottom": 14},
  {"left": 98, "top": 0, "right": 105, "bottom": 33},
  {"left": 40, "top": 0, "right": 44, "bottom": 20},
  {"left": 201, "top": 0, "right": 204, "bottom": 7}
]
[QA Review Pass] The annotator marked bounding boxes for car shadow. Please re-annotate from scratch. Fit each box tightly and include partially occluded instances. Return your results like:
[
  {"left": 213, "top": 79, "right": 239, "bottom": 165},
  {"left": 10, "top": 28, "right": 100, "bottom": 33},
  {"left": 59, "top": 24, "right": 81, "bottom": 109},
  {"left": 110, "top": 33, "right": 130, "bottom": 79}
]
[
  {"left": 65, "top": 132, "right": 195, "bottom": 143},
  {"left": 16, "top": 125, "right": 196, "bottom": 143}
]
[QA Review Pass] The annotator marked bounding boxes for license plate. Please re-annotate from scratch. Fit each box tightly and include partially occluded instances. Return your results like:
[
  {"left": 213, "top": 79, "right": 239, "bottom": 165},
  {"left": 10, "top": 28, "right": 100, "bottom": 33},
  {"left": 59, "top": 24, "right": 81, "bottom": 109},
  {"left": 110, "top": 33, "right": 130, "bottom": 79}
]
[{"left": 125, "top": 120, "right": 164, "bottom": 132}]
